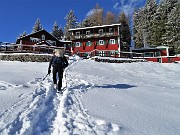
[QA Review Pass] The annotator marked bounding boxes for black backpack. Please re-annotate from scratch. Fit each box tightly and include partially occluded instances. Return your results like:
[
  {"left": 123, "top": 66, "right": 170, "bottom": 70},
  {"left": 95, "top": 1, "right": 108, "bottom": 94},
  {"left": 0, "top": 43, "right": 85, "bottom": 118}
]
[{"left": 53, "top": 56, "right": 64, "bottom": 68}]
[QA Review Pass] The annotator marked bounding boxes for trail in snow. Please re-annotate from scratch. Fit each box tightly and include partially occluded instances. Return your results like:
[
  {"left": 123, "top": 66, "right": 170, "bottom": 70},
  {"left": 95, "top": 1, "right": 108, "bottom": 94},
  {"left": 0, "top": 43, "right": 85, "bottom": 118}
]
[
  {"left": 0, "top": 77, "right": 60, "bottom": 135},
  {"left": 0, "top": 57, "right": 122, "bottom": 135},
  {"left": 52, "top": 59, "right": 122, "bottom": 135}
]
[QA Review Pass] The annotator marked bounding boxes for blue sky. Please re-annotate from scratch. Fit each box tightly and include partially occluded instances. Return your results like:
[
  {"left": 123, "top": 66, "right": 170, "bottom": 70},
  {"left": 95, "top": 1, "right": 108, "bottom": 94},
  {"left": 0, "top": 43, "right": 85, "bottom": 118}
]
[{"left": 0, "top": 0, "right": 152, "bottom": 42}]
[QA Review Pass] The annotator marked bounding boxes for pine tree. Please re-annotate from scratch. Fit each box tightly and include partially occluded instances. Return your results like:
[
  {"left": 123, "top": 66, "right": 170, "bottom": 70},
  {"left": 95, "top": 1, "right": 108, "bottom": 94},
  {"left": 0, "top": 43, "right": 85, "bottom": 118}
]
[
  {"left": 19, "top": 31, "right": 27, "bottom": 38},
  {"left": 32, "top": 19, "right": 43, "bottom": 33},
  {"left": 64, "top": 10, "right": 78, "bottom": 40},
  {"left": 58, "top": 26, "right": 64, "bottom": 40},
  {"left": 133, "top": 10, "right": 143, "bottom": 48},
  {"left": 162, "top": 1, "right": 180, "bottom": 54},
  {"left": 119, "top": 12, "right": 131, "bottom": 51},
  {"left": 144, "top": 0, "right": 157, "bottom": 47},
  {"left": 151, "top": 4, "right": 165, "bottom": 46},
  {"left": 51, "top": 21, "right": 64, "bottom": 40},
  {"left": 151, "top": 0, "right": 178, "bottom": 47}
]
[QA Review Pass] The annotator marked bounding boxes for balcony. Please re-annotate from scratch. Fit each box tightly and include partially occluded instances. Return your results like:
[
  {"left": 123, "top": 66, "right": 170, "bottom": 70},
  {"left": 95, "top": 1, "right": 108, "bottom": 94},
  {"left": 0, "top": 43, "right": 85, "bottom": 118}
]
[{"left": 71, "top": 32, "right": 118, "bottom": 40}]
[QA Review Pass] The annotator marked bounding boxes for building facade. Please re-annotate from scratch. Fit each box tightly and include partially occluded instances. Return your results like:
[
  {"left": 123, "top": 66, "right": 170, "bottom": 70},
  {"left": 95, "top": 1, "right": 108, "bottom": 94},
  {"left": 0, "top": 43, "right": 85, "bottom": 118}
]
[
  {"left": 132, "top": 46, "right": 180, "bottom": 63},
  {"left": 16, "top": 29, "right": 71, "bottom": 54},
  {"left": 68, "top": 24, "right": 130, "bottom": 58}
]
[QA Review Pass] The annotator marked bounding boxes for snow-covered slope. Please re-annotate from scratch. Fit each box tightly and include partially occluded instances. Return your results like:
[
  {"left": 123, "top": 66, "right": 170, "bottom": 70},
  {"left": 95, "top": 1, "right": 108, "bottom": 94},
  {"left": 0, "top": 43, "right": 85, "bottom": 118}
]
[{"left": 0, "top": 57, "right": 180, "bottom": 135}]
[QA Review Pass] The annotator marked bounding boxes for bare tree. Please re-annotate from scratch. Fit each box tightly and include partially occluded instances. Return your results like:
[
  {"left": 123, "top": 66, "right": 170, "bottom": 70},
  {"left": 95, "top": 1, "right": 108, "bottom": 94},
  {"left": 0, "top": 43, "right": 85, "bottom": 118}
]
[{"left": 104, "top": 11, "right": 116, "bottom": 25}]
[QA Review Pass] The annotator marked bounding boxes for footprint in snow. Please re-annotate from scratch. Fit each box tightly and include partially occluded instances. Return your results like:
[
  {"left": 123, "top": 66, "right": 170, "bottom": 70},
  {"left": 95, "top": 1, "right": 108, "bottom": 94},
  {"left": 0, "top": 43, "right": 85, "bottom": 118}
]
[{"left": 0, "top": 85, "right": 7, "bottom": 90}]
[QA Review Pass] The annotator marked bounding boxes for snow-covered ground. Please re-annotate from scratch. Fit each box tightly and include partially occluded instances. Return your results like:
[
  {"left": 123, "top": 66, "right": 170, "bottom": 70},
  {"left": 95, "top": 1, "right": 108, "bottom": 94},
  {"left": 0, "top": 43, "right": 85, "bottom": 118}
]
[{"left": 0, "top": 56, "right": 180, "bottom": 135}]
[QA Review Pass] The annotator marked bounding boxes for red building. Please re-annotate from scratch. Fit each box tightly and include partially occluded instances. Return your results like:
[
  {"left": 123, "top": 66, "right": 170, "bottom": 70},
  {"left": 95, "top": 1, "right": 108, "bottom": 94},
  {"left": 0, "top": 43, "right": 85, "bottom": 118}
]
[
  {"left": 16, "top": 29, "right": 71, "bottom": 54},
  {"left": 132, "top": 46, "right": 180, "bottom": 63},
  {"left": 68, "top": 24, "right": 130, "bottom": 58}
]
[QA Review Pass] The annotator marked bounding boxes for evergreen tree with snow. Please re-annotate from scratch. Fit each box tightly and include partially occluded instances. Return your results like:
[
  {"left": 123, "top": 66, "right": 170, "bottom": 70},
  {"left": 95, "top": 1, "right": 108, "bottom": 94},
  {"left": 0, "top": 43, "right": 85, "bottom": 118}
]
[
  {"left": 64, "top": 10, "right": 78, "bottom": 40},
  {"left": 58, "top": 26, "right": 64, "bottom": 40},
  {"left": 133, "top": 8, "right": 145, "bottom": 48},
  {"left": 19, "top": 31, "right": 27, "bottom": 38},
  {"left": 150, "top": 3, "right": 165, "bottom": 46},
  {"left": 144, "top": 0, "right": 157, "bottom": 47},
  {"left": 32, "top": 19, "right": 43, "bottom": 33},
  {"left": 151, "top": 0, "right": 178, "bottom": 47},
  {"left": 162, "top": 1, "right": 180, "bottom": 54},
  {"left": 51, "top": 21, "right": 64, "bottom": 40}
]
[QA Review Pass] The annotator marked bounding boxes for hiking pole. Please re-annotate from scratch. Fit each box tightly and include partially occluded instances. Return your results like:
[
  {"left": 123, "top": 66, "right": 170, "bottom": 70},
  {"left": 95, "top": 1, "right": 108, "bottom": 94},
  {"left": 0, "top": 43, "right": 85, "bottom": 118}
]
[{"left": 42, "top": 73, "right": 49, "bottom": 81}]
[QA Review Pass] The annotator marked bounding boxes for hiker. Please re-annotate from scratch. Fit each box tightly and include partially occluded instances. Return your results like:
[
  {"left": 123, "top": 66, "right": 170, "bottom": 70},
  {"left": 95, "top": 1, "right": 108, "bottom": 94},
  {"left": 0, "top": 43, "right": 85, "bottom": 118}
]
[{"left": 48, "top": 49, "right": 68, "bottom": 93}]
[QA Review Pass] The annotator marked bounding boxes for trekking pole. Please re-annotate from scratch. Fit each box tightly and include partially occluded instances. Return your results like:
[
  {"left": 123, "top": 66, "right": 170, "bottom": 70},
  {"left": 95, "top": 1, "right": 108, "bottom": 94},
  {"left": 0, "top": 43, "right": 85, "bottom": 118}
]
[{"left": 42, "top": 73, "right": 49, "bottom": 81}]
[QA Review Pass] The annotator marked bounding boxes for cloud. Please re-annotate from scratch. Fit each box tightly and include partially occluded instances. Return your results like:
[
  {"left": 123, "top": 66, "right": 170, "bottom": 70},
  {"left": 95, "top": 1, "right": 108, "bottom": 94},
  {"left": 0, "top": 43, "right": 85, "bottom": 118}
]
[
  {"left": 86, "top": 8, "right": 103, "bottom": 17},
  {"left": 86, "top": 9, "right": 96, "bottom": 17},
  {"left": 113, "top": 0, "right": 145, "bottom": 16},
  {"left": 113, "top": 2, "right": 119, "bottom": 9}
]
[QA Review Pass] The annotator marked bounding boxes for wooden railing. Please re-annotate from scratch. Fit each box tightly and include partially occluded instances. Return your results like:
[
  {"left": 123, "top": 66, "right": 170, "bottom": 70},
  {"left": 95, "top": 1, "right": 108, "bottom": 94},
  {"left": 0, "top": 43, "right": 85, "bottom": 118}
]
[{"left": 71, "top": 32, "right": 118, "bottom": 40}]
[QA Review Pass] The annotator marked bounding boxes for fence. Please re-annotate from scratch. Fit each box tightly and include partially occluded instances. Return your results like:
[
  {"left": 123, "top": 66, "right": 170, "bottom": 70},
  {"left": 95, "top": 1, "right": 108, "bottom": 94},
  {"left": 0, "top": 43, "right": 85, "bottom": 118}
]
[{"left": 0, "top": 44, "right": 64, "bottom": 54}]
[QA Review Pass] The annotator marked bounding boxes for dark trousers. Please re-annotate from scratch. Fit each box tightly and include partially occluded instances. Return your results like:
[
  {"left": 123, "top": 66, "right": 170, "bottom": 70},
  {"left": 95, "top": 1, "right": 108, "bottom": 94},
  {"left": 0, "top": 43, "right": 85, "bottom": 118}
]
[{"left": 53, "top": 66, "right": 63, "bottom": 91}]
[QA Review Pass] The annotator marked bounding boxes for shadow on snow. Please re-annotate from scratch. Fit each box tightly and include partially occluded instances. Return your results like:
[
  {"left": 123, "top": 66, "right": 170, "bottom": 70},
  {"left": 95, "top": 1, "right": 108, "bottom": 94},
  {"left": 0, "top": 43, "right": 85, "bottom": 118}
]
[{"left": 95, "top": 84, "right": 137, "bottom": 89}]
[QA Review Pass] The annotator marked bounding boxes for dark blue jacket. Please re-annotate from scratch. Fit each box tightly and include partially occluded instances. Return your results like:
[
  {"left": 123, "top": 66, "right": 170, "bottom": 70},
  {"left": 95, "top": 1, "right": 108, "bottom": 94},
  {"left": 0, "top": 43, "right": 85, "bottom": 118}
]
[{"left": 48, "top": 56, "right": 68, "bottom": 70}]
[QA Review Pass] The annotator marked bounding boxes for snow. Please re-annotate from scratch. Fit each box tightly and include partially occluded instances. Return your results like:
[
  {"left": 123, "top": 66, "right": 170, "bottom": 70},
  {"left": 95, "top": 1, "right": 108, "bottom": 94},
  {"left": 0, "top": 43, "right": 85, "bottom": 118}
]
[{"left": 0, "top": 55, "right": 180, "bottom": 135}]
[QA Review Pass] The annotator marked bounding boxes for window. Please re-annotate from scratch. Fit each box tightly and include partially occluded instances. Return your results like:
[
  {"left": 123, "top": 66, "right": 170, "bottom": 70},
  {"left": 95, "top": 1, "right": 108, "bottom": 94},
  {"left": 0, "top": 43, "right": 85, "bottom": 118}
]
[
  {"left": 99, "top": 29, "right": 103, "bottom": 35},
  {"left": 86, "top": 41, "right": 92, "bottom": 46},
  {"left": 99, "top": 40, "right": 104, "bottom": 45},
  {"left": 76, "top": 32, "right": 80, "bottom": 36},
  {"left": 155, "top": 52, "right": 161, "bottom": 57},
  {"left": 30, "top": 37, "right": 40, "bottom": 43},
  {"left": 86, "top": 31, "right": 90, "bottom": 35},
  {"left": 98, "top": 51, "right": 104, "bottom": 56},
  {"left": 47, "top": 40, "right": 56, "bottom": 45},
  {"left": 42, "top": 35, "right": 45, "bottom": 40},
  {"left": 76, "top": 42, "right": 81, "bottom": 47},
  {"left": 144, "top": 52, "right": 154, "bottom": 57},
  {"left": 109, "top": 28, "right": 114, "bottom": 33},
  {"left": 109, "top": 39, "right": 116, "bottom": 44}
]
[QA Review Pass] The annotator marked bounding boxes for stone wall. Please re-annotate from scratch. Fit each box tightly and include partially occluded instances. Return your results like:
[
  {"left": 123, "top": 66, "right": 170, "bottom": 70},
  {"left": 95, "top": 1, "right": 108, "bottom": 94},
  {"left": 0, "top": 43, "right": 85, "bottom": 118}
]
[
  {"left": 94, "top": 57, "right": 146, "bottom": 63},
  {"left": 0, "top": 54, "right": 52, "bottom": 62}
]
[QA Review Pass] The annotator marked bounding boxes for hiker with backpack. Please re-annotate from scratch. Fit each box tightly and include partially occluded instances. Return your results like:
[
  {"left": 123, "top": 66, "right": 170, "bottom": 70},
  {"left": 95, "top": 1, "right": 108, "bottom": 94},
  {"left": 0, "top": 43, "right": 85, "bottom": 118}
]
[{"left": 48, "top": 49, "right": 68, "bottom": 93}]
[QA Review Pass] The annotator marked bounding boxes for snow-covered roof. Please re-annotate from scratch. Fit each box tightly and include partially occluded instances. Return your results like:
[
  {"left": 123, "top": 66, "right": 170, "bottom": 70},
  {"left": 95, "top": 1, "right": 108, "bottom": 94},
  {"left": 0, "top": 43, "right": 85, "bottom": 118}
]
[
  {"left": 59, "top": 40, "right": 72, "bottom": 43},
  {"left": 68, "top": 23, "right": 121, "bottom": 31},
  {"left": 132, "top": 47, "right": 158, "bottom": 51},
  {"left": 156, "top": 46, "right": 169, "bottom": 49},
  {"left": 16, "top": 29, "right": 61, "bottom": 43}
]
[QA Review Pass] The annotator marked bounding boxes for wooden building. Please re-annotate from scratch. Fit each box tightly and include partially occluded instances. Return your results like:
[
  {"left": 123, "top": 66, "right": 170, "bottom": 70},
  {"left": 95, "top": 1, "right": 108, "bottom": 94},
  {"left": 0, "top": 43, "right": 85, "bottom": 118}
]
[
  {"left": 68, "top": 24, "right": 130, "bottom": 58},
  {"left": 16, "top": 29, "right": 71, "bottom": 54},
  {"left": 132, "top": 46, "right": 180, "bottom": 63}
]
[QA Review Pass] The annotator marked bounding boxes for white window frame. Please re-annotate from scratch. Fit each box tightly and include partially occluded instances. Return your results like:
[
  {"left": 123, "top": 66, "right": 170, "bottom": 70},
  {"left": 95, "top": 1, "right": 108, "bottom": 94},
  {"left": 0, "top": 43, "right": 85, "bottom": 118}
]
[
  {"left": 30, "top": 37, "right": 41, "bottom": 43},
  {"left": 76, "top": 31, "right": 80, "bottom": 36},
  {"left": 99, "top": 40, "right": 104, "bottom": 45},
  {"left": 99, "top": 29, "right": 103, "bottom": 34},
  {"left": 99, "top": 51, "right": 105, "bottom": 56},
  {"left": 110, "top": 39, "right": 115, "bottom": 44},
  {"left": 86, "top": 31, "right": 90, "bottom": 35},
  {"left": 76, "top": 42, "right": 81, "bottom": 47},
  {"left": 109, "top": 28, "right": 113, "bottom": 33},
  {"left": 87, "top": 41, "right": 91, "bottom": 46},
  {"left": 47, "top": 40, "right": 56, "bottom": 45},
  {"left": 42, "top": 35, "right": 45, "bottom": 40}
]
